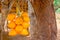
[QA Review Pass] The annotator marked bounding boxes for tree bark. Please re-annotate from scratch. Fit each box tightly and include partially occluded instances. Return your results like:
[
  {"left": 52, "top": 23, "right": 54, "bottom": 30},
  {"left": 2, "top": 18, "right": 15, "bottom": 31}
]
[{"left": 30, "top": 0, "right": 57, "bottom": 40}]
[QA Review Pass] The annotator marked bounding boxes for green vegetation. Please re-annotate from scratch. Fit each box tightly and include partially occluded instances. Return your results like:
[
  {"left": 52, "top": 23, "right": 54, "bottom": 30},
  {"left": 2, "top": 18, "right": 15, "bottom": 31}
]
[{"left": 54, "top": 0, "right": 60, "bottom": 13}]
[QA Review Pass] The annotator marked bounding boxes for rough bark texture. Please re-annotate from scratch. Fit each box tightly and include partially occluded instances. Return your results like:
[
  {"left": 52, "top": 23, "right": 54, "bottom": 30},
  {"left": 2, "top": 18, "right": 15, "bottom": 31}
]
[
  {"left": 31, "top": 0, "right": 57, "bottom": 40},
  {"left": 0, "top": 0, "right": 57, "bottom": 40}
]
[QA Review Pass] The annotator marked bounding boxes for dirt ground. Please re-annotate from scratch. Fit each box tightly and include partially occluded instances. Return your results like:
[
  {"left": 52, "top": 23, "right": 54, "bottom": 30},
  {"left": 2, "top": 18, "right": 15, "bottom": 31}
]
[{"left": 56, "top": 14, "right": 60, "bottom": 40}]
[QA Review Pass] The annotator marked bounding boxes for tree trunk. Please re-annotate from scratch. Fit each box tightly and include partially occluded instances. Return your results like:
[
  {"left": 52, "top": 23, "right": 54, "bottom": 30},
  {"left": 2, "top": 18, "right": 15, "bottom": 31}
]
[{"left": 30, "top": 0, "right": 57, "bottom": 40}]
